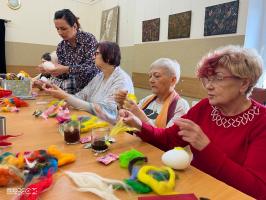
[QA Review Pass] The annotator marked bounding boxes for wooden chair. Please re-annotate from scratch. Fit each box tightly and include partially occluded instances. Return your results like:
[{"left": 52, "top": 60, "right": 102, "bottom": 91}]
[{"left": 250, "top": 87, "right": 266, "bottom": 105}]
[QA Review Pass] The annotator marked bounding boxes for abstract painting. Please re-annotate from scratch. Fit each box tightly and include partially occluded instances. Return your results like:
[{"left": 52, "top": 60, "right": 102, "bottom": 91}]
[
  {"left": 142, "top": 18, "right": 160, "bottom": 42},
  {"left": 204, "top": 0, "right": 239, "bottom": 36},
  {"left": 100, "top": 6, "right": 119, "bottom": 43},
  {"left": 168, "top": 11, "right": 191, "bottom": 39}
]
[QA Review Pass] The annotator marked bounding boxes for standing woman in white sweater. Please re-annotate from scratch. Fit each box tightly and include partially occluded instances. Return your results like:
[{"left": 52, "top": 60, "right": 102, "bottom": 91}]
[{"left": 43, "top": 41, "right": 134, "bottom": 124}]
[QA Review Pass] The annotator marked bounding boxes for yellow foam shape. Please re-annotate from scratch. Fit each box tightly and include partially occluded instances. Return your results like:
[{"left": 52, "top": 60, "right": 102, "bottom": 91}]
[{"left": 137, "top": 165, "right": 176, "bottom": 195}]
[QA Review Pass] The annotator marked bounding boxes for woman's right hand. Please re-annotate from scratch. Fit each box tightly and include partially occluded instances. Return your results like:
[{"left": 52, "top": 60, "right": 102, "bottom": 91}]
[
  {"left": 42, "top": 83, "right": 68, "bottom": 100},
  {"left": 119, "top": 109, "right": 142, "bottom": 130},
  {"left": 114, "top": 90, "right": 128, "bottom": 108},
  {"left": 32, "top": 80, "right": 45, "bottom": 90}
]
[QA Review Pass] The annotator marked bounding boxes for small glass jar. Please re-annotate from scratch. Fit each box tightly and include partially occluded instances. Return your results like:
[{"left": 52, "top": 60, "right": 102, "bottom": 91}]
[
  {"left": 63, "top": 121, "right": 80, "bottom": 144},
  {"left": 91, "top": 127, "right": 110, "bottom": 153},
  {"left": 0, "top": 116, "right": 6, "bottom": 135}
]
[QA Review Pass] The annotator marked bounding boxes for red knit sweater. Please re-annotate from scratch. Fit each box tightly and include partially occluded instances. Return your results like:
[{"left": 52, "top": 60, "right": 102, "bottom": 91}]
[{"left": 137, "top": 98, "right": 266, "bottom": 199}]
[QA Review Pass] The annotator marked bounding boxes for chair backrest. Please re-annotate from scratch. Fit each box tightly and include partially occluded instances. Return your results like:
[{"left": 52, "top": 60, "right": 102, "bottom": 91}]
[{"left": 250, "top": 87, "right": 266, "bottom": 105}]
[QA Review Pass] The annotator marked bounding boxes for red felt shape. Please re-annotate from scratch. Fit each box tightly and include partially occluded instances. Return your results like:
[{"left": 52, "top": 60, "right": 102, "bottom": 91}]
[
  {"left": 0, "top": 89, "right": 12, "bottom": 98},
  {"left": 19, "top": 174, "right": 53, "bottom": 200}
]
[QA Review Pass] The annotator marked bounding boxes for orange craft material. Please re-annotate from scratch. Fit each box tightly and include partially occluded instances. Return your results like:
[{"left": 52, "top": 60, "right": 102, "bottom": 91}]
[
  {"left": 141, "top": 91, "right": 179, "bottom": 128},
  {"left": 0, "top": 165, "right": 24, "bottom": 186},
  {"left": 1, "top": 97, "right": 28, "bottom": 107}
]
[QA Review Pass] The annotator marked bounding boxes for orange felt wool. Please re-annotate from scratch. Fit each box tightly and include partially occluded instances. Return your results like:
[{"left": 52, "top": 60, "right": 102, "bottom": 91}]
[{"left": 0, "top": 165, "right": 24, "bottom": 186}]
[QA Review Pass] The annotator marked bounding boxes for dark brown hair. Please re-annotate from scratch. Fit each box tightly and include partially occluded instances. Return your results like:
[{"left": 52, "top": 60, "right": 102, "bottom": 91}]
[
  {"left": 41, "top": 52, "right": 51, "bottom": 61},
  {"left": 97, "top": 41, "right": 121, "bottom": 66},
  {"left": 54, "top": 9, "right": 80, "bottom": 29}
]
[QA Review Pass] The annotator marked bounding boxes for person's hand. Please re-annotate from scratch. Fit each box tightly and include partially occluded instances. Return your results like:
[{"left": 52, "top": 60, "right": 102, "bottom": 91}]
[
  {"left": 32, "top": 80, "right": 45, "bottom": 90},
  {"left": 123, "top": 99, "right": 149, "bottom": 122},
  {"left": 50, "top": 64, "right": 69, "bottom": 77},
  {"left": 119, "top": 109, "right": 142, "bottom": 130},
  {"left": 123, "top": 99, "right": 138, "bottom": 111},
  {"left": 174, "top": 118, "right": 210, "bottom": 151},
  {"left": 42, "top": 83, "right": 68, "bottom": 100},
  {"left": 37, "top": 63, "right": 69, "bottom": 76},
  {"left": 114, "top": 90, "right": 128, "bottom": 109}
]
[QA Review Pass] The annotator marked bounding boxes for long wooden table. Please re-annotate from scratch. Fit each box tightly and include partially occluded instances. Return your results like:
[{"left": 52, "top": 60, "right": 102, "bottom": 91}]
[{"left": 0, "top": 94, "right": 253, "bottom": 200}]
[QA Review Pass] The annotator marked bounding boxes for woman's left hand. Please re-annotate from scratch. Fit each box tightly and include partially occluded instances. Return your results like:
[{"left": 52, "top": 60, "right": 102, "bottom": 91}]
[
  {"left": 123, "top": 99, "right": 150, "bottom": 122},
  {"left": 174, "top": 118, "right": 210, "bottom": 151},
  {"left": 119, "top": 109, "right": 142, "bottom": 130}
]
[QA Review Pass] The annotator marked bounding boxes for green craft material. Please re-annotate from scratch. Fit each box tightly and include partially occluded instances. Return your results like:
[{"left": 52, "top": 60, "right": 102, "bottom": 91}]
[
  {"left": 119, "top": 149, "right": 144, "bottom": 168},
  {"left": 124, "top": 179, "right": 152, "bottom": 193}
]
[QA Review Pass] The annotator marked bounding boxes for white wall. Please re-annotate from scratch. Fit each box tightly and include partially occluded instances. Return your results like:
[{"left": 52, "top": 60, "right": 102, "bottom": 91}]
[
  {"left": 0, "top": 0, "right": 248, "bottom": 47},
  {"left": 0, "top": 0, "right": 98, "bottom": 45},
  {"left": 134, "top": 0, "right": 248, "bottom": 45},
  {"left": 97, "top": 0, "right": 248, "bottom": 46},
  {"left": 88, "top": 0, "right": 136, "bottom": 47}
]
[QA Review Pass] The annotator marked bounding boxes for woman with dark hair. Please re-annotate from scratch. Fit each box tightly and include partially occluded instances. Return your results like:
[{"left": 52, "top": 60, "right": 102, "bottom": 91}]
[
  {"left": 38, "top": 9, "right": 99, "bottom": 94},
  {"left": 43, "top": 41, "right": 134, "bottom": 124},
  {"left": 120, "top": 45, "right": 266, "bottom": 199}
]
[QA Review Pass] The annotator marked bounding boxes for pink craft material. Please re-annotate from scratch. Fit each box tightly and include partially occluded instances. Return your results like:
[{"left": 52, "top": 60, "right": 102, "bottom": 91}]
[
  {"left": 41, "top": 105, "right": 57, "bottom": 119},
  {"left": 55, "top": 107, "right": 70, "bottom": 123},
  {"left": 97, "top": 153, "right": 119, "bottom": 165},
  {"left": 80, "top": 136, "right": 92, "bottom": 144},
  {"left": 19, "top": 174, "right": 53, "bottom": 200}
]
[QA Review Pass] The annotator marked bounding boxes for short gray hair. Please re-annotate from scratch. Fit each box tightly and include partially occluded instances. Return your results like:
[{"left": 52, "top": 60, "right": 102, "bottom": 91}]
[{"left": 150, "top": 58, "right": 181, "bottom": 84}]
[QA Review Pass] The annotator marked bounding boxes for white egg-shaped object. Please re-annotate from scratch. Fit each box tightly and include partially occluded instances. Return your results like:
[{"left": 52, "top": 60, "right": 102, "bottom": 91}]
[
  {"left": 42, "top": 61, "right": 55, "bottom": 70},
  {"left": 161, "top": 147, "right": 191, "bottom": 170},
  {"left": 40, "top": 76, "right": 49, "bottom": 82}
]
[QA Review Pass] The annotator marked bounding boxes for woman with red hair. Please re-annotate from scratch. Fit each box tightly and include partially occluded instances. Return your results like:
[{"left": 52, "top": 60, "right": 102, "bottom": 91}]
[{"left": 120, "top": 45, "right": 266, "bottom": 199}]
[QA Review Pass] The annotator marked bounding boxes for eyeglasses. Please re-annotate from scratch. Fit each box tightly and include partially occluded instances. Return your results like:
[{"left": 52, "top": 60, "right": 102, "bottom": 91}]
[
  {"left": 95, "top": 51, "right": 100, "bottom": 56},
  {"left": 200, "top": 74, "right": 240, "bottom": 87}
]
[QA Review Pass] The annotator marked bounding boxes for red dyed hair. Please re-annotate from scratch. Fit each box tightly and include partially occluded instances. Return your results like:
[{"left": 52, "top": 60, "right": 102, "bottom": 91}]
[{"left": 196, "top": 53, "right": 222, "bottom": 78}]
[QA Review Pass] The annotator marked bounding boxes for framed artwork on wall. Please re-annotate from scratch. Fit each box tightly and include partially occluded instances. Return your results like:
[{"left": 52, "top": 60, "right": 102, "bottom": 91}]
[
  {"left": 142, "top": 18, "right": 160, "bottom": 42},
  {"left": 100, "top": 6, "right": 119, "bottom": 43},
  {"left": 204, "top": 0, "right": 239, "bottom": 36},
  {"left": 168, "top": 11, "right": 191, "bottom": 39}
]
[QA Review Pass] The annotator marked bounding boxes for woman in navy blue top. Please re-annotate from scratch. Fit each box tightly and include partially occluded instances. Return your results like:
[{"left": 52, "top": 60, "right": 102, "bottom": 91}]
[{"left": 38, "top": 9, "right": 99, "bottom": 94}]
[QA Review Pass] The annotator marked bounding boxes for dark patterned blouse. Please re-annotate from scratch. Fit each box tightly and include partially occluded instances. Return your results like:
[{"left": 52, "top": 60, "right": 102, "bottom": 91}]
[{"left": 52, "top": 30, "right": 100, "bottom": 94}]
